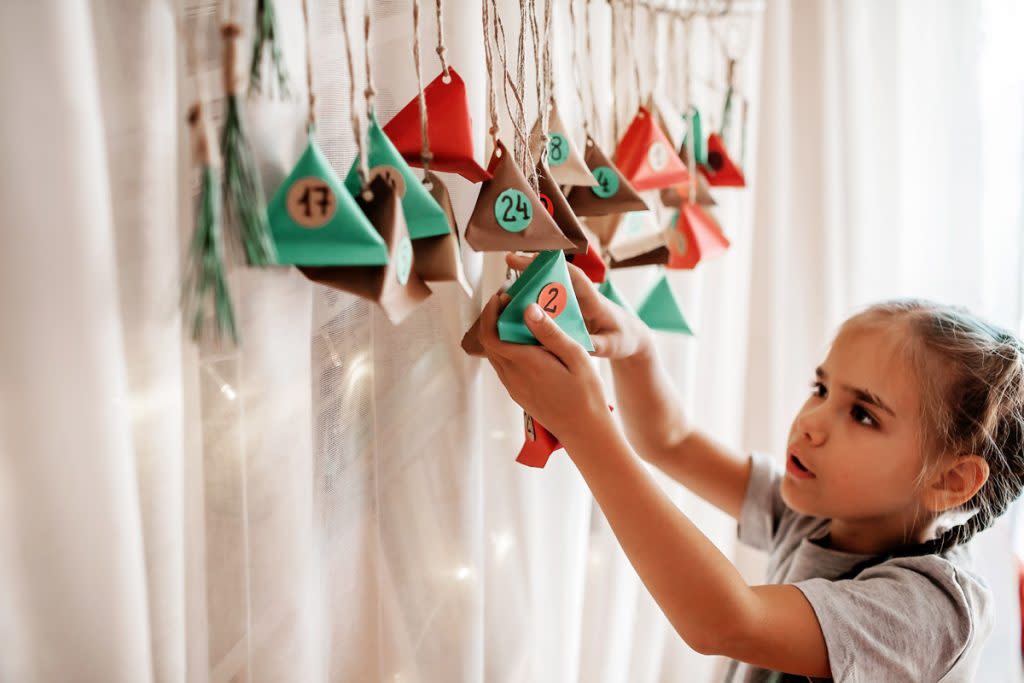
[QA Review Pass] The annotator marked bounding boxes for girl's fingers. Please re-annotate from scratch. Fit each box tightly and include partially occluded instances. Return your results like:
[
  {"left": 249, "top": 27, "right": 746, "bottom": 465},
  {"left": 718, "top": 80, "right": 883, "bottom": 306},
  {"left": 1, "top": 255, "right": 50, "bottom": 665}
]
[{"left": 522, "top": 303, "right": 589, "bottom": 371}]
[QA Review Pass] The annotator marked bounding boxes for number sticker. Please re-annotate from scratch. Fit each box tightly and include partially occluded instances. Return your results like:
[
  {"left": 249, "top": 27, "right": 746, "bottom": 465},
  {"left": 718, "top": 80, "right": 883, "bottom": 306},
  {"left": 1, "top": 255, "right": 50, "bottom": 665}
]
[
  {"left": 548, "top": 133, "right": 569, "bottom": 167},
  {"left": 536, "top": 282, "right": 568, "bottom": 319},
  {"left": 369, "top": 165, "right": 407, "bottom": 197},
  {"left": 524, "top": 413, "right": 536, "bottom": 441},
  {"left": 590, "top": 166, "right": 619, "bottom": 198},
  {"left": 395, "top": 236, "right": 413, "bottom": 285},
  {"left": 539, "top": 193, "right": 554, "bottom": 216},
  {"left": 286, "top": 177, "right": 336, "bottom": 228},
  {"left": 494, "top": 188, "right": 533, "bottom": 232},
  {"left": 669, "top": 226, "right": 688, "bottom": 257},
  {"left": 647, "top": 142, "right": 669, "bottom": 171}
]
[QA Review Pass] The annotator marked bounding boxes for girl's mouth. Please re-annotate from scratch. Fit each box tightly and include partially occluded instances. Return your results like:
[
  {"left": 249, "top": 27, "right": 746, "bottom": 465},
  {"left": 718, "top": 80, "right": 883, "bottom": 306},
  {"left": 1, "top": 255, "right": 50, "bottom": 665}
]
[{"left": 786, "top": 453, "right": 816, "bottom": 480}]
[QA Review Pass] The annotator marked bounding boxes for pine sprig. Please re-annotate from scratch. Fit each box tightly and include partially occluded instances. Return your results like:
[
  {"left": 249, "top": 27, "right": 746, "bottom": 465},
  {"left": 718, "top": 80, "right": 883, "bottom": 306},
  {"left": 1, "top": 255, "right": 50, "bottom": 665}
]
[
  {"left": 221, "top": 95, "right": 277, "bottom": 266},
  {"left": 183, "top": 163, "right": 238, "bottom": 344},
  {"left": 249, "top": 0, "right": 289, "bottom": 98}
]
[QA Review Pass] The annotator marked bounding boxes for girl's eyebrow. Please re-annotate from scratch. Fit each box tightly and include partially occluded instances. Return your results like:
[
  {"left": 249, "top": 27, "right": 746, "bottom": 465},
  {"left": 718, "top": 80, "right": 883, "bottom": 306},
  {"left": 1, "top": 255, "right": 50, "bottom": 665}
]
[{"left": 816, "top": 366, "right": 896, "bottom": 417}]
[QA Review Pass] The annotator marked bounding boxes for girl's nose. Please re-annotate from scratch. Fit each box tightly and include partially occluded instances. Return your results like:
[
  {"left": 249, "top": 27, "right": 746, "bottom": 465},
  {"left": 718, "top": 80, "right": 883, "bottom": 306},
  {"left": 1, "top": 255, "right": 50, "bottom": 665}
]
[{"left": 796, "top": 408, "right": 828, "bottom": 447}]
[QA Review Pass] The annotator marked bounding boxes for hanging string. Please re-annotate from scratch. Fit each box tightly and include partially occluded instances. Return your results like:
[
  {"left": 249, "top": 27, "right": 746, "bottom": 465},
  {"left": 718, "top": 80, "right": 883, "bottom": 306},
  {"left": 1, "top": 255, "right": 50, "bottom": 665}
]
[
  {"left": 609, "top": 2, "right": 619, "bottom": 143},
  {"left": 434, "top": 0, "right": 451, "bottom": 79},
  {"left": 301, "top": 0, "right": 315, "bottom": 128},
  {"left": 568, "top": 0, "right": 590, "bottom": 139},
  {"left": 683, "top": 16, "right": 698, "bottom": 205},
  {"left": 491, "top": 0, "right": 534, "bottom": 183},
  {"left": 412, "top": 0, "right": 433, "bottom": 177},
  {"left": 627, "top": 0, "right": 643, "bottom": 112},
  {"left": 339, "top": 0, "right": 369, "bottom": 189},
  {"left": 541, "top": 0, "right": 554, "bottom": 133},
  {"left": 648, "top": 4, "right": 660, "bottom": 95},
  {"left": 481, "top": 0, "right": 500, "bottom": 146},
  {"left": 363, "top": 14, "right": 376, "bottom": 117},
  {"left": 527, "top": 0, "right": 548, "bottom": 166},
  {"left": 583, "top": 0, "right": 603, "bottom": 145}
]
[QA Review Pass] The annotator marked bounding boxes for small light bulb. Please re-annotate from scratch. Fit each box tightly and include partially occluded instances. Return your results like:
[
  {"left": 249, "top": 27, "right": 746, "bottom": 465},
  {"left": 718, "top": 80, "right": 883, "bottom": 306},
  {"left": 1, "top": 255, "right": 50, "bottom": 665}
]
[{"left": 220, "top": 383, "right": 237, "bottom": 401}]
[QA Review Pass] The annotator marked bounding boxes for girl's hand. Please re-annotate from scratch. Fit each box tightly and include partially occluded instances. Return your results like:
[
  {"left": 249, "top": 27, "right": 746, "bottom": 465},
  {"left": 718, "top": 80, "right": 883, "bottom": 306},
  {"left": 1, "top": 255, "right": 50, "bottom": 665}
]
[
  {"left": 505, "top": 252, "right": 652, "bottom": 361},
  {"left": 478, "top": 291, "right": 615, "bottom": 447}
]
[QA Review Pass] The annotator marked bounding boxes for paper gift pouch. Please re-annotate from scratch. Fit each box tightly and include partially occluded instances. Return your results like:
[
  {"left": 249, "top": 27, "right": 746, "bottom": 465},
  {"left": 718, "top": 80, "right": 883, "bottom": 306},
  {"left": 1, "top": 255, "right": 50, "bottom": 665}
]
[
  {"left": 465, "top": 140, "right": 574, "bottom": 252},
  {"left": 382, "top": 68, "right": 491, "bottom": 183},
  {"left": 699, "top": 132, "right": 746, "bottom": 188},
  {"left": 536, "top": 159, "right": 589, "bottom": 254},
  {"left": 598, "top": 277, "right": 633, "bottom": 312},
  {"left": 517, "top": 412, "right": 562, "bottom": 468},
  {"left": 659, "top": 173, "right": 716, "bottom": 208},
  {"left": 614, "top": 107, "right": 689, "bottom": 192},
  {"left": 566, "top": 137, "right": 649, "bottom": 218},
  {"left": 497, "top": 249, "right": 594, "bottom": 351},
  {"left": 299, "top": 178, "right": 432, "bottom": 325},
  {"left": 636, "top": 273, "right": 693, "bottom": 335},
  {"left": 267, "top": 133, "right": 389, "bottom": 266},
  {"left": 665, "top": 202, "right": 730, "bottom": 270},
  {"left": 411, "top": 171, "right": 473, "bottom": 297},
  {"left": 343, "top": 111, "right": 451, "bottom": 239},
  {"left": 530, "top": 99, "right": 597, "bottom": 187},
  {"left": 568, "top": 236, "right": 607, "bottom": 284}
]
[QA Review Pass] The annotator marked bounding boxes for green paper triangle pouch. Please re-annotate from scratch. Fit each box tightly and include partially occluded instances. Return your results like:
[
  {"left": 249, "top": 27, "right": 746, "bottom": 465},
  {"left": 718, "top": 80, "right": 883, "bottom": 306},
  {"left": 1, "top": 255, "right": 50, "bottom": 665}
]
[
  {"left": 267, "top": 132, "right": 389, "bottom": 266},
  {"left": 682, "top": 108, "right": 707, "bottom": 166},
  {"left": 343, "top": 111, "right": 451, "bottom": 240},
  {"left": 598, "top": 277, "right": 633, "bottom": 312},
  {"left": 498, "top": 250, "right": 594, "bottom": 352},
  {"left": 636, "top": 273, "right": 693, "bottom": 335}
]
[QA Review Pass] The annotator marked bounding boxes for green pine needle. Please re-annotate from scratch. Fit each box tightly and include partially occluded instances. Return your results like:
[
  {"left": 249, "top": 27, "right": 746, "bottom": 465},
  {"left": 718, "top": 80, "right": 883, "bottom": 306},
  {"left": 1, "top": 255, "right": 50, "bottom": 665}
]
[
  {"left": 249, "top": 0, "right": 290, "bottom": 98},
  {"left": 221, "top": 96, "right": 277, "bottom": 266},
  {"left": 183, "top": 165, "right": 239, "bottom": 344}
]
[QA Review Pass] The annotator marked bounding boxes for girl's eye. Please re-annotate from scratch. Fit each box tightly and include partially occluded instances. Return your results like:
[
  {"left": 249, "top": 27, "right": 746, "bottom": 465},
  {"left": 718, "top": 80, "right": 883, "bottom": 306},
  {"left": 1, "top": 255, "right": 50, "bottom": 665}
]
[
  {"left": 851, "top": 404, "right": 878, "bottom": 428},
  {"left": 810, "top": 381, "right": 827, "bottom": 398}
]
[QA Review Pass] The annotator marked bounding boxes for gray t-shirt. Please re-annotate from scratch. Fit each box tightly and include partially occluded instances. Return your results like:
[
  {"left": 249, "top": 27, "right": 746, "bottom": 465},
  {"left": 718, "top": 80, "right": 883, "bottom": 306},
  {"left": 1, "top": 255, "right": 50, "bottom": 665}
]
[{"left": 725, "top": 453, "right": 994, "bottom": 683}]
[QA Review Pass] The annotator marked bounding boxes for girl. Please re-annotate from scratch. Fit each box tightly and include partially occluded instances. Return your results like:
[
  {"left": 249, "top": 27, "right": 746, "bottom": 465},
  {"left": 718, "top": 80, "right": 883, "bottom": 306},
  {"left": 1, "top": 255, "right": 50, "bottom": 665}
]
[{"left": 474, "top": 252, "right": 1024, "bottom": 681}]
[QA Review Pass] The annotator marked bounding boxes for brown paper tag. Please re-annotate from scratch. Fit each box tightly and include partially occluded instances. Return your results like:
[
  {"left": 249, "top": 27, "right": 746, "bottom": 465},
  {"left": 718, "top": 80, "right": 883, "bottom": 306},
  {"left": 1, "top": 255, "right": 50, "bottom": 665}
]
[
  {"left": 409, "top": 171, "right": 473, "bottom": 297},
  {"left": 465, "top": 140, "right": 575, "bottom": 252},
  {"left": 566, "top": 137, "right": 649, "bottom": 217},
  {"left": 536, "top": 161, "right": 589, "bottom": 254},
  {"left": 530, "top": 100, "right": 598, "bottom": 187},
  {"left": 299, "top": 178, "right": 432, "bottom": 324}
]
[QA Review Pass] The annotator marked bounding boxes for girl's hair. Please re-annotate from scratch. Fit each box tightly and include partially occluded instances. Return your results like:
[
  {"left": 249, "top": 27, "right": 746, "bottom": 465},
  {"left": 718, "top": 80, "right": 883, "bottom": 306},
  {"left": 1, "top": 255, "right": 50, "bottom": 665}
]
[{"left": 843, "top": 299, "right": 1024, "bottom": 560}]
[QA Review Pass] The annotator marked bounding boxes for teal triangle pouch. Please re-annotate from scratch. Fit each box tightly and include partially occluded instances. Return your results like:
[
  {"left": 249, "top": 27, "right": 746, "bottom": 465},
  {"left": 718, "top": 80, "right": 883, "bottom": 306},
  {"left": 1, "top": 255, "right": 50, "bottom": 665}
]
[
  {"left": 637, "top": 274, "right": 694, "bottom": 335},
  {"left": 344, "top": 112, "right": 451, "bottom": 240},
  {"left": 498, "top": 250, "right": 595, "bottom": 352},
  {"left": 504, "top": 249, "right": 561, "bottom": 300},
  {"left": 598, "top": 277, "right": 633, "bottom": 312},
  {"left": 267, "top": 134, "right": 389, "bottom": 266}
]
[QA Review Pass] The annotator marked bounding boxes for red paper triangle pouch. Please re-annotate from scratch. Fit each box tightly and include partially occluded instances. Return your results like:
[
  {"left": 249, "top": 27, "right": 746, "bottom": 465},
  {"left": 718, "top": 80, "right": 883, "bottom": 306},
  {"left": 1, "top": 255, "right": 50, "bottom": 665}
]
[
  {"left": 614, "top": 107, "right": 690, "bottom": 192},
  {"left": 382, "top": 67, "right": 491, "bottom": 182},
  {"left": 699, "top": 132, "right": 746, "bottom": 187},
  {"left": 516, "top": 412, "right": 562, "bottom": 468},
  {"left": 665, "top": 202, "right": 730, "bottom": 270}
]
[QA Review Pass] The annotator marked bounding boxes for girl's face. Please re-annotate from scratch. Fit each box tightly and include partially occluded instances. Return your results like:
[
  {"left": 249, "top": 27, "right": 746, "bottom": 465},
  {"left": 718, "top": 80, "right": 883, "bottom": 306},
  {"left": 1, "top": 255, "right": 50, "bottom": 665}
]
[{"left": 781, "top": 323, "right": 930, "bottom": 532}]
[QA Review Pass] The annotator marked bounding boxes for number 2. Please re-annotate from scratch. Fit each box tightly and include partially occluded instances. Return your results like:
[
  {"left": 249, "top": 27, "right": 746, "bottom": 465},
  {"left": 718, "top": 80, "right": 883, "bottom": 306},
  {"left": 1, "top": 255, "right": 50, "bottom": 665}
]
[{"left": 543, "top": 287, "right": 559, "bottom": 313}]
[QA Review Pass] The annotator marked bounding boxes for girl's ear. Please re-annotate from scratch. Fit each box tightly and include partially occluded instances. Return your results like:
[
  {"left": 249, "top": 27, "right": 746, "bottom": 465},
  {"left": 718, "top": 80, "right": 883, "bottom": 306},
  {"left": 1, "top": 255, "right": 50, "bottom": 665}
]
[{"left": 922, "top": 455, "right": 990, "bottom": 512}]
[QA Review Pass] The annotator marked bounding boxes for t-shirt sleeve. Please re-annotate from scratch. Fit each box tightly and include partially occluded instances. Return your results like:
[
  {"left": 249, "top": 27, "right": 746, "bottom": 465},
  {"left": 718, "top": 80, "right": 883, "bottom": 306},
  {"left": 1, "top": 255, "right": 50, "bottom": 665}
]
[
  {"left": 792, "top": 557, "right": 991, "bottom": 682},
  {"left": 736, "top": 452, "right": 792, "bottom": 552}
]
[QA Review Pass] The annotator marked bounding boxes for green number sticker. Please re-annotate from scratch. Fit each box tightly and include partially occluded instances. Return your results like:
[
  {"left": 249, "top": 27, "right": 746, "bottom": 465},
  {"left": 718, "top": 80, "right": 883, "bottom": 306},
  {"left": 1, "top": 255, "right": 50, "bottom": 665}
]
[
  {"left": 591, "top": 166, "right": 619, "bottom": 198},
  {"left": 548, "top": 133, "right": 569, "bottom": 167},
  {"left": 494, "top": 188, "right": 533, "bottom": 232},
  {"left": 395, "top": 236, "right": 413, "bottom": 285}
]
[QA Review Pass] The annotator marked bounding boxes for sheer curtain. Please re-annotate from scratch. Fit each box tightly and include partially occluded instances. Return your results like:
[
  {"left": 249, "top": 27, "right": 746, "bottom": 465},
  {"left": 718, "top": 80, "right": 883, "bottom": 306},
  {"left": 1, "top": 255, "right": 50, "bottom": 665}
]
[{"left": 2, "top": 1, "right": 1022, "bottom": 683}]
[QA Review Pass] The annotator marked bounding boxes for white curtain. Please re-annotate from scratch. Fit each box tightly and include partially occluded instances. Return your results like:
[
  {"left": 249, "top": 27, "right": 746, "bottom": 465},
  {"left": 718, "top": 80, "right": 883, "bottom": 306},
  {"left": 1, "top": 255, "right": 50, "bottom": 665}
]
[{"left": 1, "top": 1, "right": 1021, "bottom": 683}]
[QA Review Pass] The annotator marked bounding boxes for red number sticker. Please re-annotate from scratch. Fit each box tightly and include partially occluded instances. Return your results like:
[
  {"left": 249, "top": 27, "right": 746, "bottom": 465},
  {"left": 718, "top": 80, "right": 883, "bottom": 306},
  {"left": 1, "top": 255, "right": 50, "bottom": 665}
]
[
  {"left": 536, "top": 282, "right": 568, "bottom": 319},
  {"left": 539, "top": 193, "right": 554, "bottom": 216}
]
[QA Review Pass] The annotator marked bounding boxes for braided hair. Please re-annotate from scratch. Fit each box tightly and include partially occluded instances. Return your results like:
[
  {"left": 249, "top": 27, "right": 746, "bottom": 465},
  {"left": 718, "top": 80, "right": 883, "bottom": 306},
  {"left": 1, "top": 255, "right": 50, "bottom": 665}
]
[{"left": 835, "top": 300, "right": 1024, "bottom": 577}]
